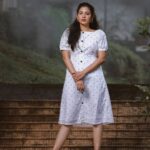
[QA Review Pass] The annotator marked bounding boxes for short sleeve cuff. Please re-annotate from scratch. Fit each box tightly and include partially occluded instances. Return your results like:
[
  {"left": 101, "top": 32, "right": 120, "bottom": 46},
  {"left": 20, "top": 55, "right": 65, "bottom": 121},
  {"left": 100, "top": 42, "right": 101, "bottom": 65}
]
[
  {"left": 98, "top": 31, "right": 108, "bottom": 51},
  {"left": 59, "top": 28, "right": 72, "bottom": 51}
]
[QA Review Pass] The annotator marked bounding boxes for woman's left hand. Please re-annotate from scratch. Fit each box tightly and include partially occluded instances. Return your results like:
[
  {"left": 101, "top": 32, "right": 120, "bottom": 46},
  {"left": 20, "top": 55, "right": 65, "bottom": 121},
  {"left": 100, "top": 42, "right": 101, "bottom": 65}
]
[{"left": 73, "top": 71, "right": 86, "bottom": 81}]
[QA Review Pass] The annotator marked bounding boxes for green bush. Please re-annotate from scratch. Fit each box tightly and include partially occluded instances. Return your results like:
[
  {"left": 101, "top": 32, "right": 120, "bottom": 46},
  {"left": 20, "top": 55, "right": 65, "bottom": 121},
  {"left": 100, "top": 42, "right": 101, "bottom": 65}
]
[
  {"left": 104, "top": 42, "right": 149, "bottom": 84},
  {"left": 0, "top": 40, "right": 65, "bottom": 84}
]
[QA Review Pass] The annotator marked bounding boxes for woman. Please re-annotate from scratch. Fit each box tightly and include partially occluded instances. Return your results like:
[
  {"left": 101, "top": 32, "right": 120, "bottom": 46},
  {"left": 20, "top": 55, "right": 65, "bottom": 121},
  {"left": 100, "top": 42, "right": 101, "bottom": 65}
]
[{"left": 53, "top": 2, "right": 114, "bottom": 150}]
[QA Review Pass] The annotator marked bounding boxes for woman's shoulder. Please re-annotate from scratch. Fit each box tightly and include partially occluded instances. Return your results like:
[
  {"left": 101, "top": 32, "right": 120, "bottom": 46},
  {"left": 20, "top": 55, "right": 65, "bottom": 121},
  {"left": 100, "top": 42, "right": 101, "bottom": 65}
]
[
  {"left": 60, "top": 27, "right": 70, "bottom": 37},
  {"left": 95, "top": 29, "right": 106, "bottom": 36},
  {"left": 63, "top": 27, "right": 70, "bottom": 34}
]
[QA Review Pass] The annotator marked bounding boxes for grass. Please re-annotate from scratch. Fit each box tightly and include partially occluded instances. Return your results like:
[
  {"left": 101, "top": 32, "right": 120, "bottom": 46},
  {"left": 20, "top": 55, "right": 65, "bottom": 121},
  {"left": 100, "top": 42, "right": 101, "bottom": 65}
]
[
  {"left": 0, "top": 40, "right": 148, "bottom": 84},
  {"left": 0, "top": 40, "right": 65, "bottom": 84}
]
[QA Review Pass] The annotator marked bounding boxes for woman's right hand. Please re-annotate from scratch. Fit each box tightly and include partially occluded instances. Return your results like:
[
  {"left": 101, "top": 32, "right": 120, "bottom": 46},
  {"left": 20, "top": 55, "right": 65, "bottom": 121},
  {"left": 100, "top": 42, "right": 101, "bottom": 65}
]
[{"left": 75, "top": 80, "right": 85, "bottom": 93}]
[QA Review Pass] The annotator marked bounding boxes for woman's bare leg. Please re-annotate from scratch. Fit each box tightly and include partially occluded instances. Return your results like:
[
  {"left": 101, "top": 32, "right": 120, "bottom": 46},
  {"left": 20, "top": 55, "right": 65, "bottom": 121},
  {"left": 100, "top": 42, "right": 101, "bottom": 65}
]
[
  {"left": 52, "top": 124, "right": 72, "bottom": 150},
  {"left": 92, "top": 124, "right": 103, "bottom": 150}
]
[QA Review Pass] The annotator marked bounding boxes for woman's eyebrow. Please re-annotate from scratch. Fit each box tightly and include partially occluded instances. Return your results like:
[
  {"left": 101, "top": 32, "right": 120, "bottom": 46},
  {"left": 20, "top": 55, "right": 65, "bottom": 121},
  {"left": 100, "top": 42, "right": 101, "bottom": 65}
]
[{"left": 79, "top": 10, "right": 90, "bottom": 13}]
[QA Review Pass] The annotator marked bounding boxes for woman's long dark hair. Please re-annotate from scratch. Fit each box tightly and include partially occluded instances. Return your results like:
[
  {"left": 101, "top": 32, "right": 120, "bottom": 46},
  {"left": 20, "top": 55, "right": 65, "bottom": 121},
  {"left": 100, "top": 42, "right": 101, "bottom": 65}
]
[{"left": 68, "top": 2, "right": 100, "bottom": 51}]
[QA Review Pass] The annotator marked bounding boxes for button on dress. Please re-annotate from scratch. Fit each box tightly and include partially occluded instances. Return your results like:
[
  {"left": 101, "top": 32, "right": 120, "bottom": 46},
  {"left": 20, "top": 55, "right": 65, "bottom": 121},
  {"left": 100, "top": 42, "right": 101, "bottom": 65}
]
[{"left": 58, "top": 28, "right": 114, "bottom": 127}]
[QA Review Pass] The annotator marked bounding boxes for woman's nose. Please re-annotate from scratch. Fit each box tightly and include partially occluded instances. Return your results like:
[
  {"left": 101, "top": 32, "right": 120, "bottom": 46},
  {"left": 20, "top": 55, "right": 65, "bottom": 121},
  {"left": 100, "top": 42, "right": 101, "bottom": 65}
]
[{"left": 82, "top": 14, "right": 86, "bottom": 18}]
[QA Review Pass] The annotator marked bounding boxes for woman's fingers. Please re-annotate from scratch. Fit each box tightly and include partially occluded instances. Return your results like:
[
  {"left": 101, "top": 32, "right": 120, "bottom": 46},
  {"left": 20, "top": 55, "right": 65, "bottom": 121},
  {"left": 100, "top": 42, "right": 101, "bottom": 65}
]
[
  {"left": 72, "top": 72, "right": 84, "bottom": 81},
  {"left": 76, "top": 71, "right": 85, "bottom": 80},
  {"left": 76, "top": 81, "right": 85, "bottom": 92},
  {"left": 73, "top": 75, "right": 80, "bottom": 82},
  {"left": 72, "top": 74, "right": 78, "bottom": 81}
]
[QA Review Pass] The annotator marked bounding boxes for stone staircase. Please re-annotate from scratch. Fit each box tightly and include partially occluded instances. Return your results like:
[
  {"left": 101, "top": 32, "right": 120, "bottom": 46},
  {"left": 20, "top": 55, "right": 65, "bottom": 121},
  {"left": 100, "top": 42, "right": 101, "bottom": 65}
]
[{"left": 0, "top": 99, "right": 149, "bottom": 150}]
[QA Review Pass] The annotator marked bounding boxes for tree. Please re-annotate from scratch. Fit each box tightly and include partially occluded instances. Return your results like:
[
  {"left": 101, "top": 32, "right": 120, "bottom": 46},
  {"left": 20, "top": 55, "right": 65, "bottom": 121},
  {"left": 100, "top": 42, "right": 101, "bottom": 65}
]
[{"left": 137, "top": 17, "right": 150, "bottom": 38}]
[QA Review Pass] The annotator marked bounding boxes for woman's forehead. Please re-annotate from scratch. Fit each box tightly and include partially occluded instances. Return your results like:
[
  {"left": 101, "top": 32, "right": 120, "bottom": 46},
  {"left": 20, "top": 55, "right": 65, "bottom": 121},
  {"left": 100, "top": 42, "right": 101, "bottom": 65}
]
[{"left": 78, "top": 6, "right": 91, "bottom": 13}]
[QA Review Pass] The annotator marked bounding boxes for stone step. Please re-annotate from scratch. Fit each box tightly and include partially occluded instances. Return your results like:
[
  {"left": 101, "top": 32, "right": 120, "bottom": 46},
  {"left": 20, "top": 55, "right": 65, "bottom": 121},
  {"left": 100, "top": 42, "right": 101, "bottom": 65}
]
[
  {"left": 0, "top": 122, "right": 149, "bottom": 130},
  {"left": 0, "top": 144, "right": 150, "bottom": 150},
  {"left": 0, "top": 100, "right": 149, "bottom": 108},
  {"left": 0, "top": 106, "right": 148, "bottom": 115},
  {"left": 0, "top": 99, "right": 149, "bottom": 149},
  {"left": 0, "top": 115, "right": 149, "bottom": 123},
  {"left": 0, "top": 128, "right": 149, "bottom": 132},
  {"left": 0, "top": 129, "right": 149, "bottom": 138},
  {"left": 0, "top": 137, "right": 149, "bottom": 145}
]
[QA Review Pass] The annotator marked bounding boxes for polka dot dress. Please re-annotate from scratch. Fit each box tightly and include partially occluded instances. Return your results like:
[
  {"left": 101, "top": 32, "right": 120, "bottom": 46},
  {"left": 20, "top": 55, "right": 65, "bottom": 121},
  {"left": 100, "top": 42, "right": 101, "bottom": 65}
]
[{"left": 58, "top": 28, "right": 114, "bottom": 127}]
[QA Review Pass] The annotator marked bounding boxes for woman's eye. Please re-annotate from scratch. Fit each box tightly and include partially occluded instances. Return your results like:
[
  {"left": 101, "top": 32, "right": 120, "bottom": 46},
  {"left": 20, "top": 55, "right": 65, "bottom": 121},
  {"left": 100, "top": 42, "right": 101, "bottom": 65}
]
[{"left": 78, "top": 12, "right": 91, "bottom": 16}]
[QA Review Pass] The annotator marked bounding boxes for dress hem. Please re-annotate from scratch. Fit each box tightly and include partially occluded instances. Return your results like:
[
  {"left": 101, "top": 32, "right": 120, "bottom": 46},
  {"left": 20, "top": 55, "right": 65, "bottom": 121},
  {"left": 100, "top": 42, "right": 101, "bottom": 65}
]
[{"left": 58, "top": 121, "right": 114, "bottom": 127}]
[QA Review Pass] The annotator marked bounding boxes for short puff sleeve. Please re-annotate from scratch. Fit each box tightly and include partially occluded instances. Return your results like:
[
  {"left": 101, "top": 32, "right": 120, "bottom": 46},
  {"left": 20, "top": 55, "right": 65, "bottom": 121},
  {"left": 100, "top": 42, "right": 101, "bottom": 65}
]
[
  {"left": 98, "top": 31, "right": 108, "bottom": 51},
  {"left": 59, "top": 28, "right": 71, "bottom": 51}
]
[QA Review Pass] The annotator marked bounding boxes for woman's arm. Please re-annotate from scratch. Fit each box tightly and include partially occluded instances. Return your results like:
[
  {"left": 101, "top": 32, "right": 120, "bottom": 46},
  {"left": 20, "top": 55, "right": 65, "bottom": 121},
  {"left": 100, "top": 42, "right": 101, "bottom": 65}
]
[
  {"left": 61, "top": 50, "right": 85, "bottom": 92},
  {"left": 73, "top": 51, "right": 108, "bottom": 81},
  {"left": 61, "top": 50, "right": 76, "bottom": 75},
  {"left": 83, "top": 51, "right": 107, "bottom": 75}
]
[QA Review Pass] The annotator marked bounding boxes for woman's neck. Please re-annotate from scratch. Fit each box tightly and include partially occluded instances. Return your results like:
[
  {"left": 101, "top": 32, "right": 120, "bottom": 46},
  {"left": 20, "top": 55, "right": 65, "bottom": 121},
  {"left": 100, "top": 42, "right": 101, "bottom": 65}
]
[{"left": 80, "top": 24, "right": 92, "bottom": 32}]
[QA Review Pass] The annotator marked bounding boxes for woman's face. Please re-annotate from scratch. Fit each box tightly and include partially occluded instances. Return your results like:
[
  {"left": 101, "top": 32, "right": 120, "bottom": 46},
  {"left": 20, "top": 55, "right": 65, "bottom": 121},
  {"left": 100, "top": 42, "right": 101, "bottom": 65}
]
[{"left": 76, "top": 6, "right": 92, "bottom": 26}]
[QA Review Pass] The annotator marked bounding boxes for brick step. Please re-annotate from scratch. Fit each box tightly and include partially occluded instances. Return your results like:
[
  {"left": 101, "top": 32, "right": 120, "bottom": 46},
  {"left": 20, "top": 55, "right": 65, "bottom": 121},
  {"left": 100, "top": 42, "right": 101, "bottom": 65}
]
[
  {"left": 0, "top": 144, "right": 150, "bottom": 150},
  {"left": 0, "top": 137, "right": 149, "bottom": 145},
  {"left": 0, "top": 100, "right": 149, "bottom": 107},
  {"left": 0, "top": 122, "right": 149, "bottom": 130},
  {"left": 0, "top": 129, "right": 149, "bottom": 138},
  {"left": 0, "top": 107, "right": 148, "bottom": 115},
  {"left": 0, "top": 115, "right": 149, "bottom": 123},
  {"left": 0, "top": 128, "right": 149, "bottom": 132}
]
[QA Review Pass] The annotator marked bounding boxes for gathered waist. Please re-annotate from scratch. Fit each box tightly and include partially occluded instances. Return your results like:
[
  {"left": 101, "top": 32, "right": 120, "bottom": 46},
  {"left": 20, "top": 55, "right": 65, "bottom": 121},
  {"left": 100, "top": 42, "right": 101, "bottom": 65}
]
[
  {"left": 71, "top": 55, "right": 97, "bottom": 63},
  {"left": 71, "top": 54, "right": 97, "bottom": 59}
]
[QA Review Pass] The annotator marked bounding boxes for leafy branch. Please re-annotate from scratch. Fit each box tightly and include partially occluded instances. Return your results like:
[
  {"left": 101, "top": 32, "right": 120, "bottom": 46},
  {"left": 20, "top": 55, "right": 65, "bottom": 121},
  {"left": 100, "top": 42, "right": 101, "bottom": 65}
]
[{"left": 137, "top": 17, "right": 150, "bottom": 38}]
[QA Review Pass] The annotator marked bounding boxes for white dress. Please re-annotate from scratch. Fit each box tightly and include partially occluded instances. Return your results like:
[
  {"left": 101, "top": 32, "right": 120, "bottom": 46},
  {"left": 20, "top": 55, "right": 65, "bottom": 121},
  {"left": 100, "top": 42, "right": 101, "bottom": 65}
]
[{"left": 58, "top": 28, "right": 114, "bottom": 127}]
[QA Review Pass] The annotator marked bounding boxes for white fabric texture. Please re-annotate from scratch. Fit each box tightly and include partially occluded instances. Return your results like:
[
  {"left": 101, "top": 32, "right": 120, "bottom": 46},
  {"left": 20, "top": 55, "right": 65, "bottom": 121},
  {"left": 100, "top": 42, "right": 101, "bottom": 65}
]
[{"left": 58, "top": 28, "right": 114, "bottom": 127}]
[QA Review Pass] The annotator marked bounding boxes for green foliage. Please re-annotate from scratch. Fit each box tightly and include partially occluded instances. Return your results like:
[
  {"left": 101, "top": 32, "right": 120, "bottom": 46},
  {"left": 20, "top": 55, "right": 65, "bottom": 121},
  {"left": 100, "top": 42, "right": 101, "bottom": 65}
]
[
  {"left": 0, "top": 40, "right": 149, "bottom": 84},
  {"left": 104, "top": 42, "right": 149, "bottom": 84},
  {"left": 36, "top": 5, "right": 70, "bottom": 50},
  {"left": 0, "top": 6, "right": 70, "bottom": 55},
  {"left": 0, "top": 40, "right": 65, "bottom": 84},
  {"left": 0, "top": 12, "right": 10, "bottom": 41},
  {"left": 137, "top": 17, "right": 150, "bottom": 37}
]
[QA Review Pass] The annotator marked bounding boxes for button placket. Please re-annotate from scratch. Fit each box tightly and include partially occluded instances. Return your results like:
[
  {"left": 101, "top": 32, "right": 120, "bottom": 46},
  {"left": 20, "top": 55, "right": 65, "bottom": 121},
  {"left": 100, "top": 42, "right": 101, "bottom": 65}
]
[
  {"left": 79, "top": 32, "right": 90, "bottom": 53},
  {"left": 80, "top": 91, "right": 85, "bottom": 122}
]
